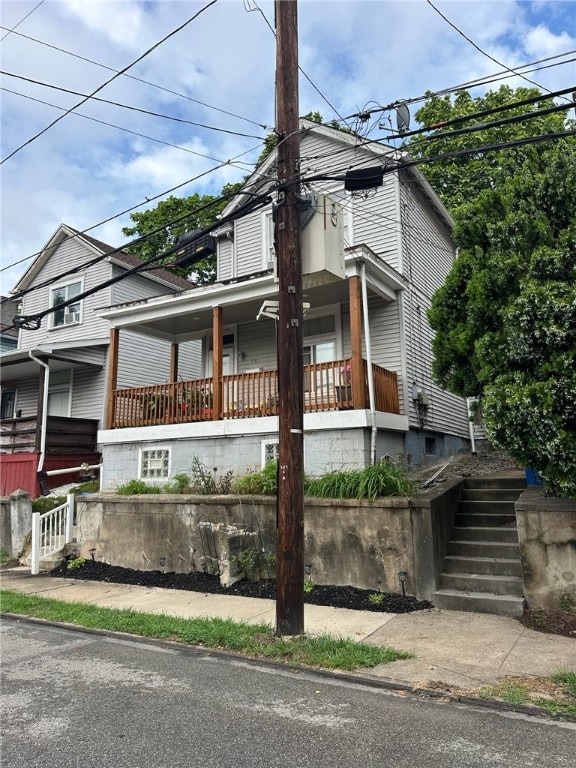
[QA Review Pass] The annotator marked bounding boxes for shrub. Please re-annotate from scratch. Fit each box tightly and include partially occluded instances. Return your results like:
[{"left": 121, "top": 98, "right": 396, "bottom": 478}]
[
  {"left": 188, "top": 457, "right": 233, "bottom": 494},
  {"left": 116, "top": 479, "right": 163, "bottom": 495},
  {"left": 231, "top": 461, "right": 278, "bottom": 495},
  {"left": 232, "top": 548, "right": 276, "bottom": 581},
  {"left": 164, "top": 473, "right": 192, "bottom": 494},
  {"left": 304, "top": 463, "right": 414, "bottom": 501}
]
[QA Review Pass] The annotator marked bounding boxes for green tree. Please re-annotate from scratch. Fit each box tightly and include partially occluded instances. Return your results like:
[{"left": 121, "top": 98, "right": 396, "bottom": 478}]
[
  {"left": 412, "top": 87, "right": 576, "bottom": 495},
  {"left": 121, "top": 185, "right": 240, "bottom": 285}
]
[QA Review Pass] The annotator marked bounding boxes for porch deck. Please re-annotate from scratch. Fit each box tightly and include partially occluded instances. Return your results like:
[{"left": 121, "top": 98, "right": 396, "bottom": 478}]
[{"left": 109, "top": 358, "right": 400, "bottom": 429}]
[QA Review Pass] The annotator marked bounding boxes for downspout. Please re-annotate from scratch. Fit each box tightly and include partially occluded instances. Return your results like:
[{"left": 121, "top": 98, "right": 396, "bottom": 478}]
[
  {"left": 360, "top": 263, "right": 377, "bottom": 465},
  {"left": 28, "top": 351, "right": 50, "bottom": 472},
  {"left": 466, "top": 397, "right": 477, "bottom": 456}
]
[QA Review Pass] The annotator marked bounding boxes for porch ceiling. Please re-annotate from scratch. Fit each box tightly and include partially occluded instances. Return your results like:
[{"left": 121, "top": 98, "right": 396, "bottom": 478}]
[
  {"left": 103, "top": 253, "right": 405, "bottom": 344},
  {"left": 0, "top": 351, "right": 103, "bottom": 381}
]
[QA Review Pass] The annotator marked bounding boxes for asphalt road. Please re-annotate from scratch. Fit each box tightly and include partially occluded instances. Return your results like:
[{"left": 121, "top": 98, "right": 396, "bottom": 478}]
[{"left": 1, "top": 618, "right": 575, "bottom": 768}]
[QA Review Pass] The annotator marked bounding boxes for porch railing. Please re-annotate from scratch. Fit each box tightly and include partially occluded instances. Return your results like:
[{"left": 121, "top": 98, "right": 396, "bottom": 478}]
[
  {"left": 31, "top": 493, "right": 75, "bottom": 575},
  {"left": 110, "top": 359, "right": 400, "bottom": 428}
]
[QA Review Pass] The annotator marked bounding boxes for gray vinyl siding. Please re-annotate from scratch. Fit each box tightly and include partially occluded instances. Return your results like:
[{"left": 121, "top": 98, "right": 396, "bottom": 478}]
[
  {"left": 71, "top": 366, "right": 107, "bottom": 423},
  {"left": 18, "top": 238, "right": 112, "bottom": 351},
  {"left": 12, "top": 377, "right": 39, "bottom": 418},
  {"left": 110, "top": 267, "right": 183, "bottom": 304},
  {"left": 236, "top": 321, "right": 278, "bottom": 372},
  {"left": 348, "top": 177, "right": 401, "bottom": 270},
  {"left": 402, "top": 290, "right": 468, "bottom": 438},
  {"left": 234, "top": 212, "right": 264, "bottom": 278},
  {"left": 217, "top": 236, "right": 234, "bottom": 282}
]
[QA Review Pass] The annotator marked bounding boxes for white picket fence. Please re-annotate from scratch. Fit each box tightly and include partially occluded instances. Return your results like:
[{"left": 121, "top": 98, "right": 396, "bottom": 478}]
[{"left": 31, "top": 493, "right": 75, "bottom": 575}]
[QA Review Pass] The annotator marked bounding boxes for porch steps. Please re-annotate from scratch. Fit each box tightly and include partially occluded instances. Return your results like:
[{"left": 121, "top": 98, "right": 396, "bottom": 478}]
[{"left": 434, "top": 473, "right": 526, "bottom": 617}]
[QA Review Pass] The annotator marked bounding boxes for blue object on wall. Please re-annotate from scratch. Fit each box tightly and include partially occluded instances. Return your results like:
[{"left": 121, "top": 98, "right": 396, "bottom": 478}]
[{"left": 525, "top": 468, "right": 543, "bottom": 486}]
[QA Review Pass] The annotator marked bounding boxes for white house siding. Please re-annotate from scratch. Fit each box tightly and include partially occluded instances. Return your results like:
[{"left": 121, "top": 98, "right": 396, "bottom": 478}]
[
  {"left": 236, "top": 320, "right": 278, "bottom": 372},
  {"left": 111, "top": 267, "right": 201, "bottom": 384},
  {"left": 234, "top": 213, "right": 264, "bottom": 278},
  {"left": 216, "top": 236, "right": 234, "bottom": 282},
  {"left": 18, "top": 238, "right": 111, "bottom": 350},
  {"left": 11, "top": 377, "right": 38, "bottom": 418},
  {"left": 71, "top": 366, "right": 107, "bottom": 422}
]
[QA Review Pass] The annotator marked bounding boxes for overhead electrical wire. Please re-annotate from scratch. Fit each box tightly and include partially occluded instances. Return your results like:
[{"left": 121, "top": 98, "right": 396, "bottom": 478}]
[
  {"left": 11, "top": 188, "right": 274, "bottom": 330},
  {"left": 0, "top": 0, "right": 45, "bottom": 43},
  {"left": 341, "top": 51, "right": 576, "bottom": 123},
  {"left": 0, "top": 0, "right": 220, "bottom": 165},
  {"left": 425, "top": 0, "right": 566, "bottom": 100},
  {"left": 0, "top": 24, "right": 273, "bottom": 132},
  {"left": 1, "top": 87, "right": 262, "bottom": 165},
  {"left": 0, "top": 71, "right": 266, "bottom": 141}
]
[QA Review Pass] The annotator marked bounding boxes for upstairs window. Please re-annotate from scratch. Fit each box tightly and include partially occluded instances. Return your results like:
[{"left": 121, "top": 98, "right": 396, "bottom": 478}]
[{"left": 50, "top": 280, "right": 83, "bottom": 328}]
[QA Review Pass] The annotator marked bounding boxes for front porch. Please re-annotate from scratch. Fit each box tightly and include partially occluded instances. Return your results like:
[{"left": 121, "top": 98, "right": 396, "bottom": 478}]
[{"left": 109, "top": 358, "right": 400, "bottom": 429}]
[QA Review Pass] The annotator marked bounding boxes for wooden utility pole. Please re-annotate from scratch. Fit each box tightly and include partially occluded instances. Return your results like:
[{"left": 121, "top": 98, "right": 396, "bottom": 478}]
[{"left": 275, "top": 0, "right": 304, "bottom": 636}]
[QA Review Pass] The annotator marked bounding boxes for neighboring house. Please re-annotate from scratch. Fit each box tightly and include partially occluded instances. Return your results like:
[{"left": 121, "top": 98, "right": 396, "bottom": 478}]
[
  {"left": 0, "top": 224, "right": 199, "bottom": 497},
  {"left": 0, "top": 296, "right": 19, "bottom": 353},
  {"left": 97, "top": 119, "right": 471, "bottom": 488}
]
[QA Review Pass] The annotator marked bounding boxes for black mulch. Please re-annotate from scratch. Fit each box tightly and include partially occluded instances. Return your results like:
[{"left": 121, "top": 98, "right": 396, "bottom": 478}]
[{"left": 50, "top": 560, "right": 433, "bottom": 614}]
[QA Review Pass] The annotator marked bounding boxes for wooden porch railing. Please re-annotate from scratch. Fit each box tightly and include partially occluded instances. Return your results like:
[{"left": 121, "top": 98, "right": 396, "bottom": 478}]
[{"left": 110, "top": 359, "right": 400, "bottom": 428}]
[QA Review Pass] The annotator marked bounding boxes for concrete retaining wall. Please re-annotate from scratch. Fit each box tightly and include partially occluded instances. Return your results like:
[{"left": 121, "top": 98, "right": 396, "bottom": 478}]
[
  {"left": 0, "top": 490, "right": 32, "bottom": 558},
  {"left": 75, "top": 488, "right": 461, "bottom": 599},
  {"left": 516, "top": 488, "right": 576, "bottom": 609}
]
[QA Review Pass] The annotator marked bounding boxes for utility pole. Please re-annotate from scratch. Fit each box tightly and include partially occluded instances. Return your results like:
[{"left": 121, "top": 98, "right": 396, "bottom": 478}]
[{"left": 275, "top": 0, "right": 304, "bottom": 636}]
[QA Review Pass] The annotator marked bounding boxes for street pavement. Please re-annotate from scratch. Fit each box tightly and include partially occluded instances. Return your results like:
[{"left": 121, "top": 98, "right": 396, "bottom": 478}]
[{"left": 2, "top": 567, "right": 575, "bottom": 690}]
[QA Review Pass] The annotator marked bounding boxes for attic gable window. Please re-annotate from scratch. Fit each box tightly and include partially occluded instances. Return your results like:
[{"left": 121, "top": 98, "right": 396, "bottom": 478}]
[{"left": 50, "top": 280, "right": 83, "bottom": 328}]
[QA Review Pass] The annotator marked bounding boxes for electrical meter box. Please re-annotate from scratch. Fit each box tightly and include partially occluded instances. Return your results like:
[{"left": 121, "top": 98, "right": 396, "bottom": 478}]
[{"left": 301, "top": 194, "right": 344, "bottom": 287}]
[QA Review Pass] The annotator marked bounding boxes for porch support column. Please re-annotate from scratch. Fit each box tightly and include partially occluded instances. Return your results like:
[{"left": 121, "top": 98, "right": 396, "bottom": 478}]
[
  {"left": 348, "top": 275, "right": 366, "bottom": 409},
  {"left": 35, "top": 362, "right": 47, "bottom": 452},
  {"left": 105, "top": 328, "right": 119, "bottom": 429},
  {"left": 169, "top": 343, "right": 179, "bottom": 383},
  {"left": 212, "top": 306, "right": 223, "bottom": 420}
]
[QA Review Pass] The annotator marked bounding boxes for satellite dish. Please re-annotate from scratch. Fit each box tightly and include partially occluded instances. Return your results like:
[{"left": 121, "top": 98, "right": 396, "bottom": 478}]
[{"left": 396, "top": 104, "right": 410, "bottom": 134}]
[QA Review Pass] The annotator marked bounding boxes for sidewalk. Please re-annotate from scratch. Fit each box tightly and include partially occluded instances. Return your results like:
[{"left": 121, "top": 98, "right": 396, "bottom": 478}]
[{"left": 2, "top": 567, "right": 575, "bottom": 689}]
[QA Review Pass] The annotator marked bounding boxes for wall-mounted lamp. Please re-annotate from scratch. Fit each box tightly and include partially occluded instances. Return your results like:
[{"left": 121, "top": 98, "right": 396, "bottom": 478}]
[
  {"left": 89, "top": 548, "right": 96, "bottom": 562},
  {"left": 159, "top": 557, "right": 166, "bottom": 572},
  {"left": 397, "top": 570, "right": 408, "bottom": 597},
  {"left": 238, "top": 351, "right": 246, "bottom": 361},
  {"left": 304, "top": 563, "right": 312, "bottom": 577}
]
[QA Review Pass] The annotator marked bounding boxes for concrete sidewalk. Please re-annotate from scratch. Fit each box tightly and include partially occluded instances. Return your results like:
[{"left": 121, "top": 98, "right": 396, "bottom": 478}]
[{"left": 2, "top": 567, "right": 575, "bottom": 689}]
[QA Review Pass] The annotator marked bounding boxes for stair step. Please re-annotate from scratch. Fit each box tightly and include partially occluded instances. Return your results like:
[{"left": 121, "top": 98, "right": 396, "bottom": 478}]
[
  {"left": 433, "top": 589, "right": 525, "bottom": 617},
  {"left": 461, "top": 488, "right": 523, "bottom": 502},
  {"left": 451, "top": 526, "right": 519, "bottom": 543},
  {"left": 440, "top": 572, "right": 524, "bottom": 596},
  {"left": 458, "top": 500, "right": 516, "bottom": 515},
  {"left": 443, "top": 555, "right": 522, "bottom": 577},
  {"left": 455, "top": 513, "right": 517, "bottom": 527},
  {"left": 448, "top": 540, "right": 520, "bottom": 558},
  {"left": 463, "top": 474, "right": 526, "bottom": 491}
]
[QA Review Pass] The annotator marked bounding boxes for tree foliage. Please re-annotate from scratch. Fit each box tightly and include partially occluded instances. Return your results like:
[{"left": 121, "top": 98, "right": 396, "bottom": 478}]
[{"left": 411, "top": 87, "right": 576, "bottom": 495}]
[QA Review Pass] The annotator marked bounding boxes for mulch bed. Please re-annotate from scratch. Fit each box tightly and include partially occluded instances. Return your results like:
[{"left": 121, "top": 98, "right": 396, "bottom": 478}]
[
  {"left": 517, "top": 607, "right": 576, "bottom": 639},
  {"left": 49, "top": 560, "right": 433, "bottom": 614}
]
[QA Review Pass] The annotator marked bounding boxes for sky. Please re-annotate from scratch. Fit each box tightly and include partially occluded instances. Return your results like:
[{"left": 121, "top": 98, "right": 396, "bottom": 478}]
[{"left": 1, "top": 0, "right": 575, "bottom": 293}]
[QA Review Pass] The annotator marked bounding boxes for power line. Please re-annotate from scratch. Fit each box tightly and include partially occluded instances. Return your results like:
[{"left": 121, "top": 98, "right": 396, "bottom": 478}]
[
  {"left": 11, "top": 189, "right": 273, "bottom": 331},
  {"left": 0, "top": 0, "right": 219, "bottom": 165},
  {"left": 425, "top": 0, "right": 566, "bottom": 100},
  {"left": 0, "top": 24, "right": 273, "bottom": 131},
  {"left": 0, "top": 0, "right": 45, "bottom": 43},
  {"left": 1, "top": 86, "right": 260, "bottom": 165},
  {"left": 1, "top": 71, "right": 267, "bottom": 140}
]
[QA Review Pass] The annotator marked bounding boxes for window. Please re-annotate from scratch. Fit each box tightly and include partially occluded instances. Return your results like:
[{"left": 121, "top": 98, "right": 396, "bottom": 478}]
[
  {"left": 140, "top": 448, "right": 170, "bottom": 480},
  {"left": 425, "top": 437, "right": 437, "bottom": 455},
  {"left": 261, "top": 440, "right": 279, "bottom": 468},
  {"left": 50, "top": 280, "right": 83, "bottom": 328},
  {"left": 47, "top": 370, "right": 72, "bottom": 417},
  {"left": 1, "top": 389, "right": 15, "bottom": 420}
]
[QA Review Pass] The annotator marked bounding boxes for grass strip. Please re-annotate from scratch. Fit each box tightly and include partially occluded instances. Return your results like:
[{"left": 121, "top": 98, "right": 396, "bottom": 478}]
[
  {"left": 477, "top": 675, "right": 576, "bottom": 720},
  {"left": 0, "top": 590, "right": 412, "bottom": 671}
]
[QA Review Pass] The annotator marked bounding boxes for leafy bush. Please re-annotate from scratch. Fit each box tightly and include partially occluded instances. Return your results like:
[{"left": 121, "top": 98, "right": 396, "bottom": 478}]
[
  {"left": 231, "top": 461, "right": 279, "bottom": 495},
  {"left": 164, "top": 473, "right": 192, "bottom": 494},
  {"left": 116, "top": 479, "right": 163, "bottom": 495},
  {"left": 66, "top": 556, "right": 86, "bottom": 571},
  {"left": 189, "top": 457, "right": 233, "bottom": 494},
  {"left": 304, "top": 463, "right": 414, "bottom": 501},
  {"left": 232, "top": 548, "right": 276, "bottom": 581},
  {"left": 32, "top": 496, "right": 66, "bottom": 513}
]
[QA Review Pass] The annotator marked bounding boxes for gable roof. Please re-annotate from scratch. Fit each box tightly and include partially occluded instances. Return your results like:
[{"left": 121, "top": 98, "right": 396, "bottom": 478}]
[
  {"left": 13, "top": 224, "right": 192, "bottom": 293},
  {"left": 220, "top": 118, "right": 453, "bottom": 230}
]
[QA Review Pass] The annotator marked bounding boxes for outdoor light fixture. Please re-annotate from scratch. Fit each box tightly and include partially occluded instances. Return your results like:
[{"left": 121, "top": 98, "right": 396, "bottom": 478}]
[
  {"left": 304, "top": 564, "right": 312, "bottom": 576},
  {"left": 159, "top": 557, "right": 166, "bottom": 571},
  {"left": 89, "top": 548, "right": 96, "bottom": 562},
  {"left": 398, "top": 571, "right": 408, "bottom": 597}
]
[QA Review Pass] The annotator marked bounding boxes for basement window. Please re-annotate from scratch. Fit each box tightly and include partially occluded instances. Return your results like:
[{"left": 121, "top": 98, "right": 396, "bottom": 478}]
[
  {"left": 140, "top": 448, "right": 170, "bottom": 480},
  {"left": 425, "top": 437, "right": 437, "bottom": 456},
  {"left": 261, "top": 440, "right": 279, "bottom": 468}
]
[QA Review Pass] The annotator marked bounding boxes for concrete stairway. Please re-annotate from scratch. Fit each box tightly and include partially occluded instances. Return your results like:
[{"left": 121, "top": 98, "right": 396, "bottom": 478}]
[{"left": 434, "top": 474, "right": 526, "bottom": 616}]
